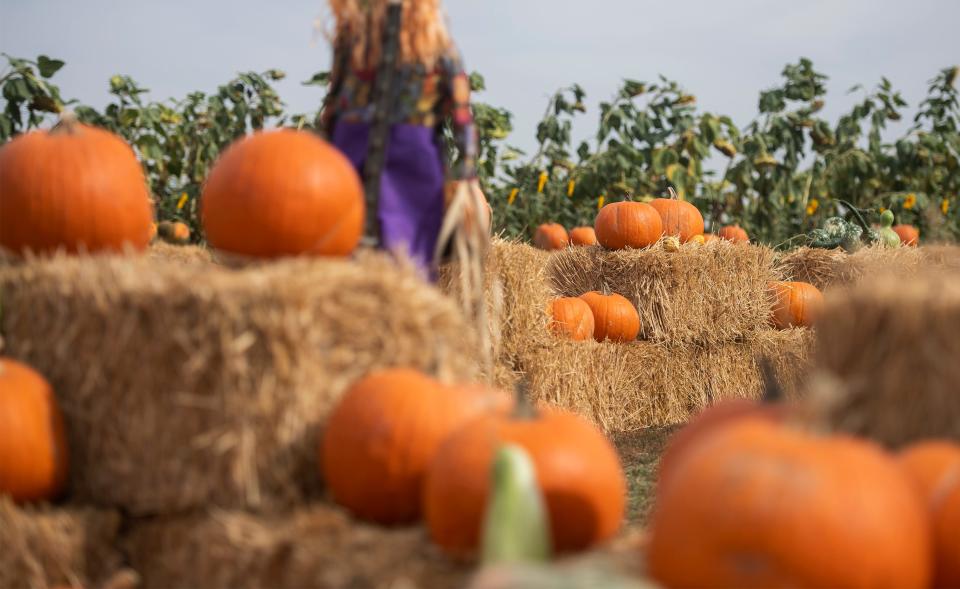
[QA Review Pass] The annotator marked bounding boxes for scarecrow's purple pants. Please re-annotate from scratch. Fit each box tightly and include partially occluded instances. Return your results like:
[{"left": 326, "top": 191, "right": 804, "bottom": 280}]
[{"left": 332, "top": 121, "right": 444, "bottom": 282}]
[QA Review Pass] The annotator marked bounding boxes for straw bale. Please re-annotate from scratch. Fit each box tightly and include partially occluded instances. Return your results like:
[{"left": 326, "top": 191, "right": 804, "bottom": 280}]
[
  {"left": 546, "top": 240, "right": 779, "bottom": 345},
  {"left": 0, "top": 251, "right": 477, "bottom": 515},
  {"left": 147, "top": 242, "right": 216, "bottom": 264},
  {"left": 777, "top": 245, "right": 938, "bottom": 291},
  {"left": 520, "top": 328, "right": 813, "bottom": 433},
  {"left": 775, "top": 247, "right": 847, "bottom": 291},
  {"left": 814, "top": 272, "right": 960, "bottom": 448},
  {"left": 0, "top": 498, "right": 122, "bottom": 589}
]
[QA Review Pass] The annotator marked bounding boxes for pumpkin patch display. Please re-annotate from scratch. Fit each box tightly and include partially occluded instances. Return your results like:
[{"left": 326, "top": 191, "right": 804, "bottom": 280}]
[
  {"left": 0, "top": 112, "right": 154, "bottom": 255},
  {"left": 548, "top": 297, "right": 595, "bottom": 341},
  {"left": 769, "top": 281, "right": 824, "bottom": 329},
  {"left": 533, "top": 224, "right": 569, "bottom": 251},
  {"left": 717, "top": 225, "right": 749, "bottom": 243},
  {"left": 568, "top": 227, "right": 598, "bottom": 247},
  {"left": 893, "top": 224, "right": 920, "bottom": 247},
  {"left": 649, "top": 198, "right": 704, "bottom": 243},
  {"left": 594, "top": 202, "right": 663, "bottom": 250},
  {"left": 0, "top": 358, "right": 68, "bottom": 503},
  {"left": 578, "top": 291, "right": 640, "bottom": 343},
  {"left": 201, "top": 129, "right": 364, "bottom": 258}
]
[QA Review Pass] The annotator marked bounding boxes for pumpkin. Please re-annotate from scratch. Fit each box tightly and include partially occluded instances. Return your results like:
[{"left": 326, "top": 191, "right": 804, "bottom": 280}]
[
  {"left": 424, "top": 401, "right": 626, "bottom": 557},
  {"left": 649, "top": 198, "right": 704, "bottom": 243},
  {"left": 201, "top": 129, "right": 363, "bottom": 258},
  {"left": 157, "top": 221, "right": 190, "bottom": 245},
  {"left": 578, "top": 292, "right": 640, "bottom": 343},
  {"left": 0, "top": 113, "right": 153, "bottom": 255},
  {"left": 568, "top": 227, "right": 598, "bottom": 247},
  {"left": 893, "top": 224, "right": 920, "bottom": 247},
  {"left": 647, "top": 418, "right": 932, "bottom": 589},
  {"left": 548, "top": 298, "right": 595, "bottom": 341},
  {"left": 717, "top": 225, "right": 749, "bottom": 243},
  {"left": 533, "top": 224, "right": 569, "bottom": 250},
  {"left": 933, "top": 483, "right": 960, "bottom": 588},
  {"left": 320, "top": 369, "right": 506, "bottom": 524},
  {"left": 769, "top": 281, "right": 823, "bottom": 329},
  {"left": 0, "top": 358, "right": 68, "bottom": 502},
  {"left": 594, "top": 202, "right": 663, "bottom": 250}
]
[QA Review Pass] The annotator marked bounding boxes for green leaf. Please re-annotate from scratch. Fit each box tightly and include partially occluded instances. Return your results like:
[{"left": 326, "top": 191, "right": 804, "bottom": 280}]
[
  {"left": 302, "top": 71, "right": 331, "bottom": 86},
  {"left": 37, "top": 55, "right": 65, "bottom": 78}
]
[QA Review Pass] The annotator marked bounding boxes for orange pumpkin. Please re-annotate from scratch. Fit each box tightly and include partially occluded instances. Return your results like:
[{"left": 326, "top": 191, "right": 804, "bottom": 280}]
[
  {"left": 158, "top": 221, "right": 191, "bottom": 245},
  {"left": 769, "top": 281, "right": 824, "bottom": 329},
  {"left": 201, "top": 129, "right": 363, "bottom": 258},
  {"left": 0, "top": 358, "right": 68, "bottom": 502},
  {"left": 578, "top": 291, "right": 640, "bottom": 343},
  {"left": 321, "top": 369, "right": 506, "bottom": 524},
  {"left": 0, "top": 114, "right": 153, "bottom": 255},
  {"left": 893, "top": 224, "right": 920, "bottom": 247},
  {"left": 594, "top": 202, "right": 663, "bottom": 250},
  {"left": 548, "top": 297, "right": 595, "bottom": 341},
  {"left": 424, "top": 406, "right": 626, "bottom": 557},
  {"left": 717, "top": 225, "right": 749, "bottom": 243},
  {"left": 933, "top": 483, "right": 960, "bottom": 588},
  {"left": 649, "top": 198, "right": 704, "bottom": 243},
  {"left": 569, "top": 226, "right": 598, "bottom": 246},
  {"left": 648, "top": 419, "right": 932, "bottom": 589},
  {"left": 533, "top": 223, "right": 569, "bottom": 250}
]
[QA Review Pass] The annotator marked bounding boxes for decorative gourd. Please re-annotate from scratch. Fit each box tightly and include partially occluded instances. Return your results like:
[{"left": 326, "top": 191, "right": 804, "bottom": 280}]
[
  {"left": 689, "top": 235, "right": 706, "bottom": 245},
  {"left": 548, "top": 298, "right": 595, "bottom": 341},
  {"left": 157, "top": 221, "right": 191, "bottom": 245},
  {"left": 877, "top": 210, "right": 901, "bottom": 248},
  {"left": 717, "top": 225, "right": 749, "bottom": 243},
  {"left": 201, "top": 129, "right": 363, "bottom": 258},
  {"left": 648, "top": 419, "right": 932, "bottom": 589},
  {"left": 594, "top": 202, "right": 663, "bottom": 250},
  {"left": 425, "top": 389, "right": 626, "bottom": 557},
  {"left": 649, "top": 198, "right": 704, "bottom": 243},
  {"left": 533, "top": 224, "right": 569, "bottom": 250},
  {"left": 893, "top": 224, "right": 920, "bottom": 247},
  {"left": 481, "top": 444, "right": 551, "bottom": 565},
  {"left": 0, "top": 113, "right": 154, "bottom": 255},
  {"left": 568, "top": 227, "right": 598, "bottom": 247},
  {"left": 0, "top": 358, "right": 68, "bottom": 502},
  {"left": 578, "top": 292, "right": 640, "bottom": 343},
  {"left": 321, "top": 369, "right": 504, "bottom": 524},
  {"left": 769, "top": 281, "right": 823, "bottom": 329},
  {"left": 662, "top": 236, "right": 680, "bottom": 252},
  {"left": 933, "top": 483, "right": 960, "bottom": 588}
]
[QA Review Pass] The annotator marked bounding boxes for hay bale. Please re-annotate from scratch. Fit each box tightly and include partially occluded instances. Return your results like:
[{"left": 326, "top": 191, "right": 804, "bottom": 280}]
[
  {"left": 0, "top": 498, "right": 122, "bottom": 589},
  {"left": 775, "top": 247, "right": 847, "bottom": 291},
  {"left": 125, "top": 505, "right": 469, "bottom": 589},
  {"left": 147, "top": 242, "right": 216, "bottom": 264},
  {"left": 0, "top": 252, "right": 477, "bottom": 515},
  {"left": 521, "top": 329, "right": 814, "bottom": 433},
  {"left": 546, "top": 241, "right": 779, "bottom": 345},
  {"left": 814, "top": 272, "right": 960, "bottom": 448},
  {"left": 777, "top": 245, "right": 933, "bottom": 291}
]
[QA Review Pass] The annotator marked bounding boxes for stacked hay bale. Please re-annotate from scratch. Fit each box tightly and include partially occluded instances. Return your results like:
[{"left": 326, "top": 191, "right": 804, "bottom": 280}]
[{"left": 0, "top": 249, "right": 481, "bottom": 587}]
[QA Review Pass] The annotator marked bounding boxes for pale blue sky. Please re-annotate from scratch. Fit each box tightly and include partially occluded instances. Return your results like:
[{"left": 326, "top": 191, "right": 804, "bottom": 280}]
[{"left": 3, "top": 0, "right": 959, "bottom": 153}]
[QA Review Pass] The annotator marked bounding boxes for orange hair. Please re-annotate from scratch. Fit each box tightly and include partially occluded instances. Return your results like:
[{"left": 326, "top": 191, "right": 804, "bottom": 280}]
[{"left": 328, "top": 0, "right": 453, "bottom": 69}]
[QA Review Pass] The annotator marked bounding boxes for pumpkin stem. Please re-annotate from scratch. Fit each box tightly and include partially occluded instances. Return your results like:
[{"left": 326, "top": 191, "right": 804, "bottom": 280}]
[
  {"left": 50, "top": 110, "right": 80, "bottom": 135},
  {"left": 514, "top": 378, "right": 536, "bottom": 419},
  {"left": 758, "top": 355, "right": 784, "bottom": 403},
  {"left": 667, "top": 186, "right": 679, "bottom": 200}
]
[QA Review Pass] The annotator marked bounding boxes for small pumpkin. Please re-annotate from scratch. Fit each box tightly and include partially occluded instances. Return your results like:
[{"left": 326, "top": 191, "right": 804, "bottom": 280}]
[
  {"left": 578, "top": 292, "right": 639, "bottom": 343},
  {"left": 157, "top": 221, "right": 191, "bottom": 245},
  {"left": 0, "top": 113, "right": 154, "bottom": 255},
  {"left": 649, "top": 198, "right": 704, "bottom": 243},
  {"left": 893, "top": 224, "right": 920, "bottom": 247},
  {"left": 594, "top": 202, "right": 663, "bottom": 250},
  {"left": 321, "top": 369, "right": 506, "bottom": 524},
  {"left": 717, "top": 225, "right": 749, "bottom": 243},
  {"left": 648, "top": 419, "right": 932, "bottom": 589},
  {"left": 533, "top": 224, "right": 569, "bottom": 250},
  {"left": 689, "top": 235, "right": 706, "bottom": 245},
  {"left": 202, "top": 129, "right": 363, "bottom": 258},
  {"left": 0, "top": 358, "right": 68, "bottom": 502},
  {"left": 769, "top": 281, "right": 824, "bottom": 329},
  {"left": 548, "top": 298, "right": 595, "bottom": 341},
  {"left": 568, "top": 227, "right": 597, "bottom": 247}
]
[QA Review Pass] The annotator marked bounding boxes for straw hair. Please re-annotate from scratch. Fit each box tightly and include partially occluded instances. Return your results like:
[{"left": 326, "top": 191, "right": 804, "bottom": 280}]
[
  {"left": 814, "top": 271, "right": 960, "bottom": 448},
  {"left": 0, "top": 250, "right": 477, "bottom": 515},
  {"left": 0, "top": 497, "right": 122, "bottom": 589}
]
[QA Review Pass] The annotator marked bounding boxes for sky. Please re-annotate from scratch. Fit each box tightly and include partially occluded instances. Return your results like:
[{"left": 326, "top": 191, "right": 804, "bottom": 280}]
[{"left": 3, "top": 0, "right": 959, "bottom": 155}]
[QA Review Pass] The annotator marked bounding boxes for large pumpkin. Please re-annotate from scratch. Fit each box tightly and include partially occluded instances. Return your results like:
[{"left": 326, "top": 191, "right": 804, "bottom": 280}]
[
  {"left": 769, "top": 281, "right": 823, "bottom": 329},
  {"left": 649, "top": 198, "right": 704, "bottom": 243},
  {"left": 569, "top": 227, "right": 598, "bottom": 247},
  {"left": 424, "top": 405, "right": 626, "bottom": 557},
  {"left": 594, "top": 202, "right": 663, "bottom": 250},
  {"left": 578, "top": 292, "right": 640, "bottom": 343},
  {"left": 549, "top": 297, "right": 595, "bottom": 341},
  {"left": 717, "top": 225, "right": 749, "bottom": 243},
  {"left": 933, "top": 483, "right": 960, "bottom": 588},
  {"left": 647, "top": 419, "right": 931, "bottom": 589},
  {"left": 0, "top": 358, "right": 68, "bottom": 502},
  {"left": 201, "top": 129, "right": 363, "bottom": 258},
  {"left": 893, "top": 224, "right": 920, "bottom": 247},
  {"left": 0, "top": 114, "right": 153, "bottom": 255},
  {"left": 533, "top": 224, "right": 569, "bottom": 250},
  {"left": 321, "top": 369, "right": 506, "bottom": 524}
]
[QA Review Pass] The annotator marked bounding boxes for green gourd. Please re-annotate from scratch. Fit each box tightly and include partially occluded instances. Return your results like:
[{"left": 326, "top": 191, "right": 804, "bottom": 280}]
[{"left": 877, "top": 209, "right": 901, "bottom": 248}]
